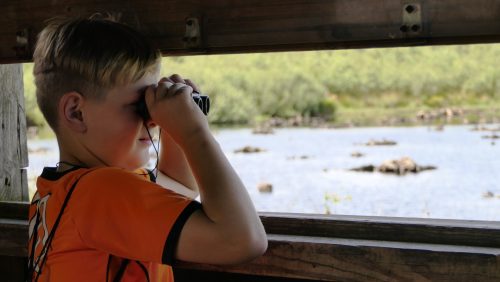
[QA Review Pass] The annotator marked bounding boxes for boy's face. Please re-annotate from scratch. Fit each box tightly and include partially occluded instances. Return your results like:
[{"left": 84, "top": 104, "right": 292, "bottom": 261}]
[{"left": 81, "top": 72, "right": 159, "bottom": 170}]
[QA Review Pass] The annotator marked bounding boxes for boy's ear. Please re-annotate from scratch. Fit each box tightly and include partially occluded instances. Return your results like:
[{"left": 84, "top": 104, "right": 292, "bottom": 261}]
[{"left": 59, "top": 91, "right": 87, "bottom": 133}]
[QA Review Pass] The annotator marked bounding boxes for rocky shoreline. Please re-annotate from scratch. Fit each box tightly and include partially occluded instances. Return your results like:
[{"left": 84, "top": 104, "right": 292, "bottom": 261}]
[{"left": 250, "top": 107, "right": 500, "bottom": 133}]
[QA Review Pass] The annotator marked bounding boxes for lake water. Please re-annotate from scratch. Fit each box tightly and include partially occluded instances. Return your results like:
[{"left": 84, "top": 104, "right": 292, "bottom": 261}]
[{"left": 27, "top": 125, "right": 500, "bottom": 221}]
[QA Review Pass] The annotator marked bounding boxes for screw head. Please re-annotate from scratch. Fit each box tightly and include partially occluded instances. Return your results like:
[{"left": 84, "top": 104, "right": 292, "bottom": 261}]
[
  {"left": 400, "top": 25, "right": 410, "bottom": 32},
  {"left": 405, "top": 5, "right": 416, "bottom": 13},
  {"left": 411, "top": 24, "right": 421, "bottom": 32}
]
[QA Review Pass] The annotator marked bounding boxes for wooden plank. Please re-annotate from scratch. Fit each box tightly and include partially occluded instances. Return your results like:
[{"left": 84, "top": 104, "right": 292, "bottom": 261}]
[
  {"left": 2, "top": 202, "right": 500, "bottom": 247},
  {"left": 2, "top": 208, "right": 500, "bottom": 281},
  {"left": 0, "top": 201, "right": 29, "bottom": 220},
  {"left": 0, "top": 219, "right": 28, "bottom": 257},
  {"left": 173, "top": 268, "right": 321, "bottom": 282},
  {"left": 176, "top": 234, "right": 500, "bottom": 281},
  {"left": 260, "top": 212, "right": 500, "bottom": 248},
  {"left": 2, "top": 0, "right": 500, "bottom": 63},
  {"left": 0, "top": 255, "right": 27, "bottom": 282},
  {"left": 2, "top": 217, "right": 500, "bottom": 281},
  {"left": 0, "top": 64, "right": 28, "bottom": 202}
]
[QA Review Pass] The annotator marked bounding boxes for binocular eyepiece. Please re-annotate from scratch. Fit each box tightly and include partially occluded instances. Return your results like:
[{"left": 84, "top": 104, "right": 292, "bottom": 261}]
[{"left": 136, "top": 92, "right": 210, "bottom": 121}]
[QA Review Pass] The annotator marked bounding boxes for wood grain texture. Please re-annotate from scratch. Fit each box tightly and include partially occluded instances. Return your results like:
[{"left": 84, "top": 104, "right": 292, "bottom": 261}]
[
  {"left": 0, "top": 219, "right": 28, "bottom": 257},
  {"left": 0, "top": 64, "right": 28, "bottom": 202},
  {"left": 1, "top": 202, "right": 499, "bottom": 281},
  {"left": 176, "top": 234, "right": 500, "bottom": 282},
  {"left": 173, "top": 268, "right": 322, "bottom": 282},
  {"left": 3, "top": 203, "right": 500, "bottom": 247},
  {"left": 2, "top": 0, "right": 500, "bottom": 62},
  {"left": 260, "top": 212, "right": 500, "bottom": 248}
]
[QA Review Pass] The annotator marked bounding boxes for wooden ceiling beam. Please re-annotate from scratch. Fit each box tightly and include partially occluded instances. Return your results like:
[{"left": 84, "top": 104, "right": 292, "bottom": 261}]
[{"left": 1, "top": 0, "right": 500, "bottom": 63}]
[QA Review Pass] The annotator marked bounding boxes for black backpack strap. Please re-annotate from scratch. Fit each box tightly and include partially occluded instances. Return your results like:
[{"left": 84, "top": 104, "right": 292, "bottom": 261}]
[{"left": 112, "top": 259, "right": 130, "bottom": 282}]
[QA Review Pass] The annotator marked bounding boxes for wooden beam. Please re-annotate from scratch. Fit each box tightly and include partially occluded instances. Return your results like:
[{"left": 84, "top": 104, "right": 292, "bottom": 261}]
[
  {"left": 1, "top": 202, "right": 500, "bottom": 281},
  {"left": 173, "top": 268, "right": 321, "bottom": 282},
  {"left": 3, "top": 203, "right": 500, "bottom": 248},
  {"left": 2, "top": 218, "right": 499, "bottom": 281},
  {"left": 176, "top": 234, "right": 500, "bottom": 281},
  {"left": 0, "top": 218, "right": 27, "bottom": 257},
  {"left": 260, "top": 212, "right": 500, "bottom": 248},
  {"left": 0, "top": 64, "right": 28, "bottom": 201},
  {"left": 2, "top": 0, "right": 500, "bottom": 63},
  {"left": 0, "top": 256, "right": 27, "bottom": 282},
  {"left": 3, "top": 202, "right": 500, "bottom": 244},
  {"left": 0, "top": 201, "right": 29, "bottom": 220}
]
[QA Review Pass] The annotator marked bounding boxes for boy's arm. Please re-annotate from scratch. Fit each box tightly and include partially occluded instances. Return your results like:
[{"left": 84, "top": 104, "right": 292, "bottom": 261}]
[
  {"left": 157, "top": 130, "right": 199, "bottom": 197},
  {"left": 156, "top": 75, "right": 199, "bottom": 198},
  {"left": 145, "top": 78, "right": 267, "bottom": 265},
  {"left": 176, "top": 131, "right": 267, "bottom": 264}
]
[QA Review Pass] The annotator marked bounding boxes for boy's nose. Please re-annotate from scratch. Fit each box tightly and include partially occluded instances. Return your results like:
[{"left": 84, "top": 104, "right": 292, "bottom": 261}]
[{"left": 146, "top": 119, "right": 157, "bottom": 129}]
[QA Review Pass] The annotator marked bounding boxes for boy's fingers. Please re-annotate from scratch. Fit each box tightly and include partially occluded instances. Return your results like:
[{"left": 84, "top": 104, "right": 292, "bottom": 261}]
[
  {"left": 144, "top": 84, "right": 157, "bottom": 113},
  {"left": 168, "top": 83, "right": 193, "bottom": 97},
  {"left": 170, "top": 74, "right": 186, "bottom": 84},
  {"left": 159, "top": 77, "right": 172, "bottom": 84},
  {"left": 163, "top": 75, "right": 201, "bottom": 93},
  {"left": 184, "top": 79, "right": 201, "bottom": 93},
  {"left": 157, "top": 81, "right": 174, "bottom": 98}
]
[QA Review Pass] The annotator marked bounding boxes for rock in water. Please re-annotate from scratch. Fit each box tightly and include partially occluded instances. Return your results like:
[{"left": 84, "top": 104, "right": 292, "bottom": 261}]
[
  {"left": 258, "top": 183, "right": 273, "bottom": 193},
  {"left": 349, "top": 165, "right": 376, "bottom": 172},
  {"left": 351, "top": 151, "right": 365, "bottom": 158},
  {"left": 364, "top": 139, "right": 397, "bottom": 146},
  {"left": 234, "top": 146, "right": 266, "bottom": 153},
  {"left": 379, "top": 157, "right": 435, "bottom": 175}
]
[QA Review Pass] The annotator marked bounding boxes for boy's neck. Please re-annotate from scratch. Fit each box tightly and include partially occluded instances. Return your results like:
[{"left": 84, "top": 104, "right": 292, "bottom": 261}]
[
  {"left": 55, "top": 161, "right": 86, "bottom": 172},
  {"left": 56, "top": 135, "right": 91, "bottom": 171}
]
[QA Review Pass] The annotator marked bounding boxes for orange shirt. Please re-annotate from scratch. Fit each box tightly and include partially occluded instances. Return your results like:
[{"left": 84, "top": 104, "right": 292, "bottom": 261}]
[{"left": 28, "top": 166, "right": 200, "bottom": 282}]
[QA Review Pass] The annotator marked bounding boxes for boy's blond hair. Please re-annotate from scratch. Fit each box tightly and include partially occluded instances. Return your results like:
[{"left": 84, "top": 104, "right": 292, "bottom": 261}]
[{"left": 33, "top": 15, "right": 161, "bottom": 131}]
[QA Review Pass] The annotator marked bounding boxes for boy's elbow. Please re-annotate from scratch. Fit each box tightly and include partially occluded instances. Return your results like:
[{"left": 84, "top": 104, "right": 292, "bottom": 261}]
[
  {"left": 234, "top": 229, "right": 268, "bottom": 264},
  {"left": 248, "top": 231, "right": 268, "bottom": 258},
  {"left": 255, "top": 236, "right": 268, "bottom": 258}
]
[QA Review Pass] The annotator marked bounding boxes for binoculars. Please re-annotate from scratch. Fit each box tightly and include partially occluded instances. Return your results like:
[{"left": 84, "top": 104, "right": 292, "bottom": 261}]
[{"left": 136, "top": 92, "right": 210, "bottom": 121}]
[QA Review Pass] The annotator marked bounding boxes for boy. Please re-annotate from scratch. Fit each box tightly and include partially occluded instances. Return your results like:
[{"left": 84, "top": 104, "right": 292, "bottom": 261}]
[{"left": 28, "top": 16, "right": 267, "bottom": 281}]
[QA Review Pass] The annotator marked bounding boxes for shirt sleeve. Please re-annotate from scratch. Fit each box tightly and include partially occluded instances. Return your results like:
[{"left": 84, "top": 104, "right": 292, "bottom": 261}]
[{"left": 68, "top": 167, "right": 201, "bottom": 265}]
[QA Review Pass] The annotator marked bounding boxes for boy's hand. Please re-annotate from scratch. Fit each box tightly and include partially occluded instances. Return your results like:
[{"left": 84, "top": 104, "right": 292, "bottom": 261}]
[{"left": 145, "top": 74, "right": 209, "bottom": 145}]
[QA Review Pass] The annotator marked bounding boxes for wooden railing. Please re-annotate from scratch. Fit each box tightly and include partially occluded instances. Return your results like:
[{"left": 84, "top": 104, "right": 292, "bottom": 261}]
[{"left": 1, "top": 201, "right": 499, "bottom": 281}]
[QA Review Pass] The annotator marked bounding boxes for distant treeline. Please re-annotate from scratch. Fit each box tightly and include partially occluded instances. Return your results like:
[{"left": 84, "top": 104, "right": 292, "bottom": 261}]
[{"left": 23, "top": 44, "right": 500, "bottom": 127}]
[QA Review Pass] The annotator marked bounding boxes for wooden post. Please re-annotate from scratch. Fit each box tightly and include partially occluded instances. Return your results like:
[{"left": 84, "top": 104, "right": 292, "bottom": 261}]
[{"left": 0, "top": 64, "right": 28, "bottom": 202}]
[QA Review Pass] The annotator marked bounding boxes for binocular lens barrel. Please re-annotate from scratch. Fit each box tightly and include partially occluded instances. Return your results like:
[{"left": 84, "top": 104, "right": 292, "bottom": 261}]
[
  {"left": 136, "top": 92, "right": 210, "bottom": 121},
  {"left": 192, "top": 93, "right": 210, "bottom": 116}
]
